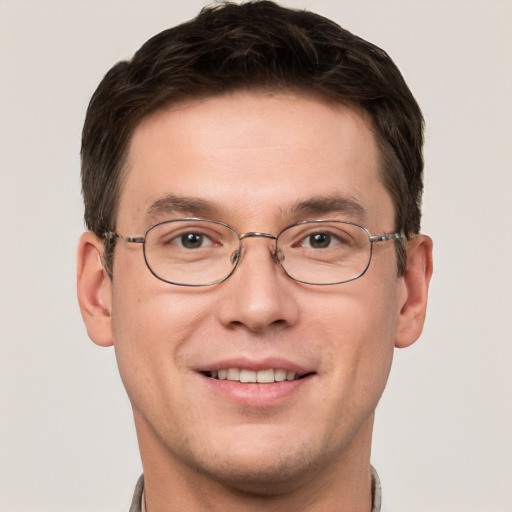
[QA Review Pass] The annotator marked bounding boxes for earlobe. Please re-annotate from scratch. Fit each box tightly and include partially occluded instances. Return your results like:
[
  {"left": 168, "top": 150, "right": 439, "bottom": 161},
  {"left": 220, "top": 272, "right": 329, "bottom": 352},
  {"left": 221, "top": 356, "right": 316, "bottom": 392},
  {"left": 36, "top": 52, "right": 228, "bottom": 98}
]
[
  {"left": 77, "top": 231, "right": 114, "bottom": 347},
  {"left": 395, "top": 235, "right": 433, "bottom": 349}
]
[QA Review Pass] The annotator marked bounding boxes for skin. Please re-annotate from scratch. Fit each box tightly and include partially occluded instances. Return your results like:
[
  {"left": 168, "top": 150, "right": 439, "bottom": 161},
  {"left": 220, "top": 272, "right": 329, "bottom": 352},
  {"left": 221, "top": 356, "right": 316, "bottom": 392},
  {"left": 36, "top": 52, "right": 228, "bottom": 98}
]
[{"left": 78, "top": 91, "right": 433, "bottom": 511}]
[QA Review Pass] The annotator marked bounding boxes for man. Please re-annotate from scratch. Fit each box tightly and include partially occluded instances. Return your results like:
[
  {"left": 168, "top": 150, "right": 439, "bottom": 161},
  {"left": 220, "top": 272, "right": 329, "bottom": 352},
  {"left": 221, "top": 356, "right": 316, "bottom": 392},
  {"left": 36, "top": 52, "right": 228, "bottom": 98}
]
[{"left": 77, "top": 1, "right": 433, "bottom": 510}]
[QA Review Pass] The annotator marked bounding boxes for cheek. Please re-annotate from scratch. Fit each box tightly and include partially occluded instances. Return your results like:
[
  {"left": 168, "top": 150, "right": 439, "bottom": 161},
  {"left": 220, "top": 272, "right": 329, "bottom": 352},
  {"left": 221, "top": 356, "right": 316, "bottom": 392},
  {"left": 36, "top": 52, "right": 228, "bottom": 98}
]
[
  {"left": 110, "top": 245, "right": 211, "bottom": 346},
  {"left": 109, "top": 271, "right": 213, "bottom": 406},
  {"left": 308, "top": 279, "right": 399, "bottom": 400}
]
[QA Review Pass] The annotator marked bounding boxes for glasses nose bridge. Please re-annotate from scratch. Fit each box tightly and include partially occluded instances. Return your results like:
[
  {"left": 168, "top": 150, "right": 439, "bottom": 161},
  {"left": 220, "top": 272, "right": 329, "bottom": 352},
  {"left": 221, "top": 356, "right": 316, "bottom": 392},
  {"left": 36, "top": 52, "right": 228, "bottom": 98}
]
[
  {"left": 238, "top": 231, "right": 277, "bottom": 242},
  {"left": 235, "top": 231, "right": 280, "bottom": 267}
]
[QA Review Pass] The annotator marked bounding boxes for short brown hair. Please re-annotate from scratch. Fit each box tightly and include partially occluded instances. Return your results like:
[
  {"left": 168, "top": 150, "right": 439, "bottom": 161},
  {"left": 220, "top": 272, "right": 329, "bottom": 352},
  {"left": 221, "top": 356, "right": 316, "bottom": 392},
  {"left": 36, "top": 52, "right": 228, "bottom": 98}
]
[{"left": 81, "top": 0, "right": 424, "bottom": 275}]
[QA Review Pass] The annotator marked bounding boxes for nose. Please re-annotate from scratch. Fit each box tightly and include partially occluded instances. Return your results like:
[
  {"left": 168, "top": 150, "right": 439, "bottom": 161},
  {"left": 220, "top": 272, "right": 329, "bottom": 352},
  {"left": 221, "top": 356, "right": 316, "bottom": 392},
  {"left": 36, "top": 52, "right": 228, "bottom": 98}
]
[{"left": 217, "top": 236, "right": 299, "bottom": 333}]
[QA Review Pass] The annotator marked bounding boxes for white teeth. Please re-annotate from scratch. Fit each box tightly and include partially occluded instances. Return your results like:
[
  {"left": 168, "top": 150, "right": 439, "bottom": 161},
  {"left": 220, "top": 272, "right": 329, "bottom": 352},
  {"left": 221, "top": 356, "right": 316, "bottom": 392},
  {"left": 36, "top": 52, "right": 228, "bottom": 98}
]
[
  {"left": 274, "top": 369, "right": 287, "bottom": 382},
  {"left": 210, "top": 368, "right": 301, "bottom": 383},
  {"left": 240, "top": 369, "right": 257, "bottom": 382},
  {"left": 256, "top": 369, "right": 275, "bottom": 383},
  {"left": 226, "top": 368, "right": 240, "bottom": 381}
]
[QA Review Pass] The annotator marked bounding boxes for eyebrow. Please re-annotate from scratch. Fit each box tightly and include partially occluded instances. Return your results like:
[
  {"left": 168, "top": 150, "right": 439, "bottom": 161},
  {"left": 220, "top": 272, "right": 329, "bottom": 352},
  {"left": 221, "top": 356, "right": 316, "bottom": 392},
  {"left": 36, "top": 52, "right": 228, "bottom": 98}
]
[
  {"left": 287, "top": 194, "right": 367, "bottom": 221},
  {"left": 145, "top": 194, "right": 223, "bottom": 224},
  {"left": 144, "top": 193, "right": 367, "bottom": 225}
]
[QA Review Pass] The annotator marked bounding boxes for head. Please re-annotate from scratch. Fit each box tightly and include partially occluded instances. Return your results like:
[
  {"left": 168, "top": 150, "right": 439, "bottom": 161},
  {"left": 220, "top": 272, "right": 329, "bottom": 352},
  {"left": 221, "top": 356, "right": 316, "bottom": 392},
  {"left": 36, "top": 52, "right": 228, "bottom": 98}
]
[
  {"left": 78, "top": 1, "right": 432, "bottom": 504},
  {"left": 81, "top": 0, "right": 424, "bottom": 277}
]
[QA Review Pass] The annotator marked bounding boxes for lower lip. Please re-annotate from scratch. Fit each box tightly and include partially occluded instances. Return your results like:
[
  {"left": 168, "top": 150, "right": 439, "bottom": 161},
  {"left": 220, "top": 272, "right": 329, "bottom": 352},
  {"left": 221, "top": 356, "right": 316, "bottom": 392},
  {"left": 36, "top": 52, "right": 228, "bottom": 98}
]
[{"left": 200, "top": 374, "right": 314, "bottom": 407}]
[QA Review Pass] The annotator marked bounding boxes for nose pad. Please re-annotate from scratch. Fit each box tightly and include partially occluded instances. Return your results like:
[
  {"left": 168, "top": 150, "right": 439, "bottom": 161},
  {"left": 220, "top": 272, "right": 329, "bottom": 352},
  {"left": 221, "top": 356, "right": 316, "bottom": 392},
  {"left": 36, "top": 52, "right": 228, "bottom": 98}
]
[
  {"left": 230, "top": 249, "right": 240, "bottom": 265},
  {"left": 231, "top": 243, "right": 283, "bottom": 268}
]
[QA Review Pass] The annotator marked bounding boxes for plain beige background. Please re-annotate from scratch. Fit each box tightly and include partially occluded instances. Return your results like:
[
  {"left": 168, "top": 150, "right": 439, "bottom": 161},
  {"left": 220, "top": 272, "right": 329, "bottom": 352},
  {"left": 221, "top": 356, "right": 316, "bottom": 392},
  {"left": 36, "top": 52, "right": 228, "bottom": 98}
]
[{"left": 1, "top": 1, "right": 511, "bottom": 511}]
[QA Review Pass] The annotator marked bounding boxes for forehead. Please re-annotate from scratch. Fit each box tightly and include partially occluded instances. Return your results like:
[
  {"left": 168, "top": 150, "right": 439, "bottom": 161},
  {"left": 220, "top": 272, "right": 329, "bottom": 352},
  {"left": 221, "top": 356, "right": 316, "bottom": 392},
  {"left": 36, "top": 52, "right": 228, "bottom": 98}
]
[{"left": 119, "top": 91, "right": 394, "bottom": 231}]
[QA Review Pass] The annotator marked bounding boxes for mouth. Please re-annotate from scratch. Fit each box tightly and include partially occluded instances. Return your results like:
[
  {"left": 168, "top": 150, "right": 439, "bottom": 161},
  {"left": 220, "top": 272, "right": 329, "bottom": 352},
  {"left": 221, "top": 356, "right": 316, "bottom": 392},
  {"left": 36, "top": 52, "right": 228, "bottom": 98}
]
[
  {"left": 202, "top": 368, "right": 313, "bottom": 383},
  {"left": 198, "top": 360, "right": 316, "bottom": 406}
]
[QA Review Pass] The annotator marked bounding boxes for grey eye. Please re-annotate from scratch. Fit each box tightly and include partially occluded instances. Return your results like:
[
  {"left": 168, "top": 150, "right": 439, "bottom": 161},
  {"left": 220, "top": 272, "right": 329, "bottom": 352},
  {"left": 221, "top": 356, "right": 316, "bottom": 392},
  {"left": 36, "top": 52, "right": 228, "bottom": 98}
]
[
  {"left": 180, "top": 232, "right": 204, "bottom": 249},
  {"left": 308, "top": 233, "right": 331, "bottom": 248}
]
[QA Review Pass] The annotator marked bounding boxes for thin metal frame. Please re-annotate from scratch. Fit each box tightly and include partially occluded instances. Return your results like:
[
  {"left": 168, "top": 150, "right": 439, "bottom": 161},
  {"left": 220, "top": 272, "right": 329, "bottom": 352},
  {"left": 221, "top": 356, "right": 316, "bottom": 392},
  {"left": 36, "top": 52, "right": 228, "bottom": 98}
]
[{"left": 104, "top": 218, "right": 405, "bottom": 287}]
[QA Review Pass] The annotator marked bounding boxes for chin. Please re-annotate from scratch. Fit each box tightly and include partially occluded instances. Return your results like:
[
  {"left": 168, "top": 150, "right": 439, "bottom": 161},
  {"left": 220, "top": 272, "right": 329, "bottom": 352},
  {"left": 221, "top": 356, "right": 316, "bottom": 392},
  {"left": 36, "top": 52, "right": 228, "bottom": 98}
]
[{"left": 187, "top": 437, "right": 327, "bottom": 496}]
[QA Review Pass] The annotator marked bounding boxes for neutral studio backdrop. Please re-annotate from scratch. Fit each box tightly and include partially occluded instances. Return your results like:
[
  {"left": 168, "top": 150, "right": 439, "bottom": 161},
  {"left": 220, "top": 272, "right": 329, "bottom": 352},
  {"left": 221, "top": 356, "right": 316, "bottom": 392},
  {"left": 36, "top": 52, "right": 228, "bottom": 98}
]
[{"left": 1, "top": 1, "right": 511, "bottom": 511}]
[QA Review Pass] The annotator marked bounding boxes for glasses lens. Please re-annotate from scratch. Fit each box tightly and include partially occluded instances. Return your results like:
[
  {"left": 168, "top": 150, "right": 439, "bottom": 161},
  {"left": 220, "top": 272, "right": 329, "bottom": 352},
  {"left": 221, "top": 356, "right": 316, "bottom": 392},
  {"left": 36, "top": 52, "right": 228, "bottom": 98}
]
[
  {"left": 144, "top": 220, "right": 239, "bottom": 286},
  {"left": 277, "top": 221, "right": 371, "bottom": 284}
]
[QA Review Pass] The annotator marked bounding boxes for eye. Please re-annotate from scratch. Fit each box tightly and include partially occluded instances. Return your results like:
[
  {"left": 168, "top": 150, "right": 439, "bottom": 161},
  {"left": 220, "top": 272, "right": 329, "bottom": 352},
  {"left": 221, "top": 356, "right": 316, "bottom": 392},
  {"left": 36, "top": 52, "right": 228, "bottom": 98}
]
[
  {"left": 299, "top": 230, "right": 349, "bottom": 249},
  {"left": 305, "top": 232, "right": 333, "bottom": 249},
  {"left": 148, "top": 220, "right": 234, "bottom": 254},
  {"left": 178, "top": 232, "right": 208, "bottom": 249},
  {"left": 170, "top": 231, "right": 216, "bottom": 249}
]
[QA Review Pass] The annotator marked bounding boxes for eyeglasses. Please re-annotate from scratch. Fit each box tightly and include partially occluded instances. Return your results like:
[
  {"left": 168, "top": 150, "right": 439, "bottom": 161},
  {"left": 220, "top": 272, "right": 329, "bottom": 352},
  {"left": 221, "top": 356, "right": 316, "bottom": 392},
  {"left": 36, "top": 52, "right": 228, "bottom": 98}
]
[{"left": 104, "top": 219, "right": 404, "bottom": 286}]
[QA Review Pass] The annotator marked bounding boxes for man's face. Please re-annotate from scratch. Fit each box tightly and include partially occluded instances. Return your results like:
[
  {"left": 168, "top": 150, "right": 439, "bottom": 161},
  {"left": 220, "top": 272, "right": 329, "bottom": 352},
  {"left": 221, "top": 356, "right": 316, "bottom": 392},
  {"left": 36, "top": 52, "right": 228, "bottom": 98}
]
[{"left": 109, "top": 92, "right": 406, "bottom": 490}]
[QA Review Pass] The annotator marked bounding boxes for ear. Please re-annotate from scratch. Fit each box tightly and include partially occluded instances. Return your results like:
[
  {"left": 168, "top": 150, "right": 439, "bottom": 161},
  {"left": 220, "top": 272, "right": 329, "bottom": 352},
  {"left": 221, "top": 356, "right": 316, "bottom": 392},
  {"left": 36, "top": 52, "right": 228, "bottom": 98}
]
[
  {"left": 395, "top": 235, "right": 433, "bottom": 348},
  {"left": 77, "top": 231, "right": 113, "bottom": 347}
]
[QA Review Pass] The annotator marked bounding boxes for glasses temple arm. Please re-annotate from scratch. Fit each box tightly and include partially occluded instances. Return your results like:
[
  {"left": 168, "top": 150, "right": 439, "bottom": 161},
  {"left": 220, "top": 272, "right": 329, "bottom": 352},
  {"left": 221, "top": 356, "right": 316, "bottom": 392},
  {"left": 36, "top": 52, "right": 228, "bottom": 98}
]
[
  {"left": 103, "top": 232, "right": 145, "bottom": 244},
  {"left": 369, "top": 232, "right": 405, "bottom": 243}
]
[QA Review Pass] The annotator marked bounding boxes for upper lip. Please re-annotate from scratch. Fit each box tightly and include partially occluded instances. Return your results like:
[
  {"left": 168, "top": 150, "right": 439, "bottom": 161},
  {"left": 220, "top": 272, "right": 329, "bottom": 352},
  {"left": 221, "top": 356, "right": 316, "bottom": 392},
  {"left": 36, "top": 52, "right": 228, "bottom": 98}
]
[{"left": 195, "top": 357, "right": 314, "bottom": 376}]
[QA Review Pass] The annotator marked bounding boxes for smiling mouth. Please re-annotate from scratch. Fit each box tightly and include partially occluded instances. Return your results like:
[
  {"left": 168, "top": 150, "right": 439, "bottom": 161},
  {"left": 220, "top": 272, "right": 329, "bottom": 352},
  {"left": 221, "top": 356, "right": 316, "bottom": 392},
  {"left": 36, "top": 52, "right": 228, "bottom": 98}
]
[{"left": 203, "top": 368, "right": 312, "bottom": 383}]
